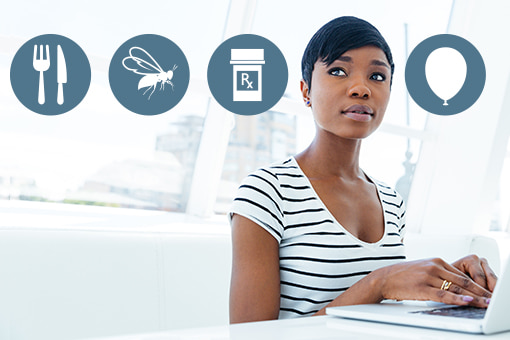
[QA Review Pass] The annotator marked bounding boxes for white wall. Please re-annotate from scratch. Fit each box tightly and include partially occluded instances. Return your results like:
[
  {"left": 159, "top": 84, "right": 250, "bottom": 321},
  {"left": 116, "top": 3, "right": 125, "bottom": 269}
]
[{"left": 407, "top": 0, "right": 510, "bottom": 236}]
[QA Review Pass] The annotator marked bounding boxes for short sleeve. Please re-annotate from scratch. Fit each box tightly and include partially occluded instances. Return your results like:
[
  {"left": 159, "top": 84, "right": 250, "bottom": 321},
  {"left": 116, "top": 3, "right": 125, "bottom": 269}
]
[{"left": 229, "top": 168, "right": 285, "bottom": 243}]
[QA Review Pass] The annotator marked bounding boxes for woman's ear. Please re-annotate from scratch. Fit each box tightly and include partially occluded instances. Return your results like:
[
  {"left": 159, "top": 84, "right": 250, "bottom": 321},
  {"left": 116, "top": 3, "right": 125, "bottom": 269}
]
[{"left": 300, "top": 79, "right": 311, "bottom": 107}]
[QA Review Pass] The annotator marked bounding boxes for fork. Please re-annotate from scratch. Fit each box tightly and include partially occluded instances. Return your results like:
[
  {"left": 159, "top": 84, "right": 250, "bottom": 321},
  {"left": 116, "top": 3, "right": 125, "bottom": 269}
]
[{"left": 33, "top": 44, "right": 50, "bottom": 105}]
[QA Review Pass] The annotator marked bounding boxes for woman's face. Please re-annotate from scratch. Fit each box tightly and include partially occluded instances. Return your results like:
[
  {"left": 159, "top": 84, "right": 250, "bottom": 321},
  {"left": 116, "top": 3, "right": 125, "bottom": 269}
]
[{"left": 302, "top": 45, "right": 391, "bottom": 141}]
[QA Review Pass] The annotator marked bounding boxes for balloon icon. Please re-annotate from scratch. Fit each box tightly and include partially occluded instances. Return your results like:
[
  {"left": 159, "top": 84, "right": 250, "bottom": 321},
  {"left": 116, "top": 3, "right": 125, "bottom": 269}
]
[
  {"left": 406, "top": 34, "right": 485, "bottom": 116},
  {"left": 425, "top": 47, "right": 467, "bottom": 106}
]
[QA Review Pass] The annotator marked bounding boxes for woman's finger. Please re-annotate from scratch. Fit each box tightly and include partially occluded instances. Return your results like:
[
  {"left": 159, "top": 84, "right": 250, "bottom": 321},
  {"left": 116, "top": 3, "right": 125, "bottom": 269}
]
[
  {"left": 452, "top": 255, "right": 498, "bottom": 292},
  {"left": 432, "top": 278, "right": 490, "bottom": 308},
  {"left": 464, "top": 258, "right": 489, "bottom": 289},
  {"left": 426, "top": 286, "right": 474, "bottom": 306},
  {"left": 481, "top": 258, "right": 498, "bottom": 292},
  {"left": 440, "top": 262, "right": 492, "bottom": 299},
  {"left": 458, "top": 255, "right": 493, "bottom": 290}
]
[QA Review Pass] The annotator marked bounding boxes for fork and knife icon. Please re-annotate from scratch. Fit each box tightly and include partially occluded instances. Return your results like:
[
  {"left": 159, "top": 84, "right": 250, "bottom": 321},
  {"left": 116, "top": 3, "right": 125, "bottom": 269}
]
[{"left": 33, "top": 44, "right": 67, "bottom": 105}]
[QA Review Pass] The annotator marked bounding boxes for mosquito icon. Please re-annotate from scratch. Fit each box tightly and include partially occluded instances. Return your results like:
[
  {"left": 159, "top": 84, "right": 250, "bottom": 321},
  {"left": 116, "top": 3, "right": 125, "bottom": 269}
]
[{"left": 122, "top": 46, "right": 178, "bottom": 100}]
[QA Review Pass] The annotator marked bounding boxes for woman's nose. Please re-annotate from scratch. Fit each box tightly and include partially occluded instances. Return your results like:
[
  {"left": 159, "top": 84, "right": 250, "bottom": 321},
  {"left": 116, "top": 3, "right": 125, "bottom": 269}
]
[{"left": 347, "top": 77, "right": 371, "bottom": 98}]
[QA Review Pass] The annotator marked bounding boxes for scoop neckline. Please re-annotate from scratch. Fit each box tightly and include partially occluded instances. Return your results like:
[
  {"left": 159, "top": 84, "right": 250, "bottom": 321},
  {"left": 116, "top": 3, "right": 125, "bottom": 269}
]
[{"left": 288, "top": 156, "right": 388, "bottom": 247}]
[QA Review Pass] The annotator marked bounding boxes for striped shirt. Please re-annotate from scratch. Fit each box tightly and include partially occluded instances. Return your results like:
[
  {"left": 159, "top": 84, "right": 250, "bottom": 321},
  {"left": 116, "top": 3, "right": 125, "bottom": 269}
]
[{"left": 229, "top": 157, "right": 406, "bottom": 318}]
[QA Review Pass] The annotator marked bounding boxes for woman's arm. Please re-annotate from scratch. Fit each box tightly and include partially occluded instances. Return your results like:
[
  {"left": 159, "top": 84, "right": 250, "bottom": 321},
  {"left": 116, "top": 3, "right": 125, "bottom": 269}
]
[
  {"left": 314, "top": 257, "right": 494, "bottom": 316},
  {"left": 229, "top": 214, "right": 281, "bottom": 324}
]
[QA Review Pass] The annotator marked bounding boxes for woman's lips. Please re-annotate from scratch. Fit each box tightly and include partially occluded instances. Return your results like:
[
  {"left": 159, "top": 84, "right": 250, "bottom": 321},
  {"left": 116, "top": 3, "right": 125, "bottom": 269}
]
[{"left": 341, "top": 104, "right": 374, "bottom": 122}]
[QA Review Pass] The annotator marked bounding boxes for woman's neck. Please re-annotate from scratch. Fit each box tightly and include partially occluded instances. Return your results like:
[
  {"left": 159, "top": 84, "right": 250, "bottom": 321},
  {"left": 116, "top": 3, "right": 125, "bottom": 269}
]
[{"left": 295, "top": 130, "right": 363, "bottom": 181}]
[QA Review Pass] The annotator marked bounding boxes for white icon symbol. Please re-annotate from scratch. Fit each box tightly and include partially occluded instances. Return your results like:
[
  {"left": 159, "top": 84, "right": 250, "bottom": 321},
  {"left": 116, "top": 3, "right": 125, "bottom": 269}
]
[
  {"left": 122, "top": 46, "right": 177, "bottom": 100},
  {"left": 57, "top": 45, "right": 67, "bottom": 105},
  {"left": 231, "top": 49, "right": 265, "bottom": 102},
  {"left": 425, "top": 47, "right": 467, "bottom": 106},
  {"left": 32, "top": 44, "right": 69, "bottom": 105},
  {"left": 241, "top": 73, "right": 254, "bottom": 88},
  {"left": 33, "top": 44, "right": 50, "bottom": 105}
]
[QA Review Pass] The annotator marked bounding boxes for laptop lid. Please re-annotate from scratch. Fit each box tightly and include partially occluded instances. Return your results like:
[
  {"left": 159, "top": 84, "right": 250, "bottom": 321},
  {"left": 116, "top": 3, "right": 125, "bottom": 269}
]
[{"left": 482, "top": 257, "right": 509, "bottom": 334}]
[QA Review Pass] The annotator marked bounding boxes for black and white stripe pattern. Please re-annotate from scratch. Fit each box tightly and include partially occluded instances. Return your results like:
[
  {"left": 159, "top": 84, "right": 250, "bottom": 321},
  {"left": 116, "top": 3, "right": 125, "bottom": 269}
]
[{"left": 230, "top": 157, "right": 406, "bottom": 318}]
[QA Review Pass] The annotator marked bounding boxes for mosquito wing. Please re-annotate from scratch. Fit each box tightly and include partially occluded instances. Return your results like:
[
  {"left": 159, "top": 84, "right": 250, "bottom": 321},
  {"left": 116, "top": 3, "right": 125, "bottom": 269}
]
[{"left": 122, "top": 46, "right": 164, "bottom": 75}]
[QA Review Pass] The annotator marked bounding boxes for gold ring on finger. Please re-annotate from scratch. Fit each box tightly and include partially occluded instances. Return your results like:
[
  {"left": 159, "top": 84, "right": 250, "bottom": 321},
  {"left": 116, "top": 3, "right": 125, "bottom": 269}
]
[{"left": 440, "top": 280, "right": 452, "bottom": 291}]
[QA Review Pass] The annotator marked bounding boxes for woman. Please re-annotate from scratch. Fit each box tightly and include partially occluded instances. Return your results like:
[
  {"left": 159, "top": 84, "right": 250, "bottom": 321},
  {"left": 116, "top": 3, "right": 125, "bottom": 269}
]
[{"left": 229, "top": 16, "right": 497, "bottom": 323}]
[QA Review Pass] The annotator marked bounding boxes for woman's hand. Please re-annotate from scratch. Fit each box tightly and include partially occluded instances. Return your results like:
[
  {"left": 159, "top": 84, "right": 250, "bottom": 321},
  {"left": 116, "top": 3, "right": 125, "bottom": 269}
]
[
  {"left": 375, "top": 257, "right": 493, "bottom": 308},
  {"left": 315, "top": 256, "right": 494, "bottom": 315},
  {"left": 451, "top": 255, "right": 498, "bottom": 293}
]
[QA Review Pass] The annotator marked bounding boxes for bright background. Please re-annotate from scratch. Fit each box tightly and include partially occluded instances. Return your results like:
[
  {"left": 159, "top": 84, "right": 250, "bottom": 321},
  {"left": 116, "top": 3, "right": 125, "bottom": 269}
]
[{"left": 0, "top": 0, "right": 509, "bottom": 236}]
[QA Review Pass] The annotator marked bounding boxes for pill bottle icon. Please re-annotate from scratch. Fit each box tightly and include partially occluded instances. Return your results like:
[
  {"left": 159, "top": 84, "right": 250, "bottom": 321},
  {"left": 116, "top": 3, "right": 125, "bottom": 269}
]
[{"left": 230, "top": 49, "right": 265, "bottom": 102}]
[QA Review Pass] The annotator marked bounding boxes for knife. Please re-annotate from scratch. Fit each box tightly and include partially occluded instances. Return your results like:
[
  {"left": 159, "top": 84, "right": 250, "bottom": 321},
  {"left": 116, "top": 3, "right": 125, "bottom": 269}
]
[{"left": 57, "top": 45, "right": 67, "bottom": 105}]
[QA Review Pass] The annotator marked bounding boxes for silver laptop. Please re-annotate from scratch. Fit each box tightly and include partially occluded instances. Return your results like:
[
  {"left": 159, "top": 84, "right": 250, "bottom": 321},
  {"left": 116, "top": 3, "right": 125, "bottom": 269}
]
[{"left": 326, "top": 258, "right": 509, "bottom": 334}]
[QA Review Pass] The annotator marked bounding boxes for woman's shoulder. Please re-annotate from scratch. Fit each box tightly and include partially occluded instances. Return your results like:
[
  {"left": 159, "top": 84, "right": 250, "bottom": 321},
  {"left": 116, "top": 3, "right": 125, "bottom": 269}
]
[
  {"left": 230, "top": 158, "right": 302, "bottom": 240},
  {"left": 235, "top": 156, "right": 310, "bottom": 206}
]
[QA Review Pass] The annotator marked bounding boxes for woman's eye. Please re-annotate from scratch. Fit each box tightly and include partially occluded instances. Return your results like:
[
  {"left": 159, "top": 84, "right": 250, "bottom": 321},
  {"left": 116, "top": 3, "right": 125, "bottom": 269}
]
[
  {"left": 329, "top": 68, "right": 346, "bottom": 77},
  {"left": 370, "top": 73, "right": 386, "bottom": 81}
]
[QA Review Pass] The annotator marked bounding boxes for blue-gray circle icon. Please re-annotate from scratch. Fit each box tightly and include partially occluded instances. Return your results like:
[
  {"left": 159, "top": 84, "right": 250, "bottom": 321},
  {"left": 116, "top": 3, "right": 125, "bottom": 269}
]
[
  {"left": 405, "top": 34, "right": 485, "bottom": 116},
  {"left": 109, "top": 34, "right": 190, "bottom": 116},
  {"left": 10, "top": 34, "right": 91, "bottom": 115},
  {"left": 208, "top": 34, "right": 288, "bottom": 116}
]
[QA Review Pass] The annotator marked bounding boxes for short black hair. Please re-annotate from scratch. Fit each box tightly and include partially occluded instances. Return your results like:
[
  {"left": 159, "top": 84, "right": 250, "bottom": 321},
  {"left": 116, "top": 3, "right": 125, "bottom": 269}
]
[{"left": 301, "top": 16, "right": 394, "bottom": 90}]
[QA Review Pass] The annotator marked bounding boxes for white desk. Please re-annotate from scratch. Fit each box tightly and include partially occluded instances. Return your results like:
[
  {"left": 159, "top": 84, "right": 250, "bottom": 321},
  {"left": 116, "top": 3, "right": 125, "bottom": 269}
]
[{"left": 85, "top": 315, "right": 510, "bottom": 340}]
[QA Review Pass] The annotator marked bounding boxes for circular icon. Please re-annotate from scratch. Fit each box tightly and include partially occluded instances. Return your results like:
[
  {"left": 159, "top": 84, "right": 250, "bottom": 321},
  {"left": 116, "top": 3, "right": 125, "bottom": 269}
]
[
  {"left": 10, "top": 34, "right": 91, "bottom": 115},
  {"left": 109, "top": 34, "right": 190, "bottom": 116},
  {"left": 405, "top": 34, "right": 485, "bottom": 116},
  {"left": 208, "top": 34, "right": 288, "bottom": 116}
]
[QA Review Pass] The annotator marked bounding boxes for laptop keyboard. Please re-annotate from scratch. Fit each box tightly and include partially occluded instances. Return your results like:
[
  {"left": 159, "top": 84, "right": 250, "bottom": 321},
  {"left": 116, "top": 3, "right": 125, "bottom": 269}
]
[{"left": 411, "top": 306, "right": 486, "bottom": 319}]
